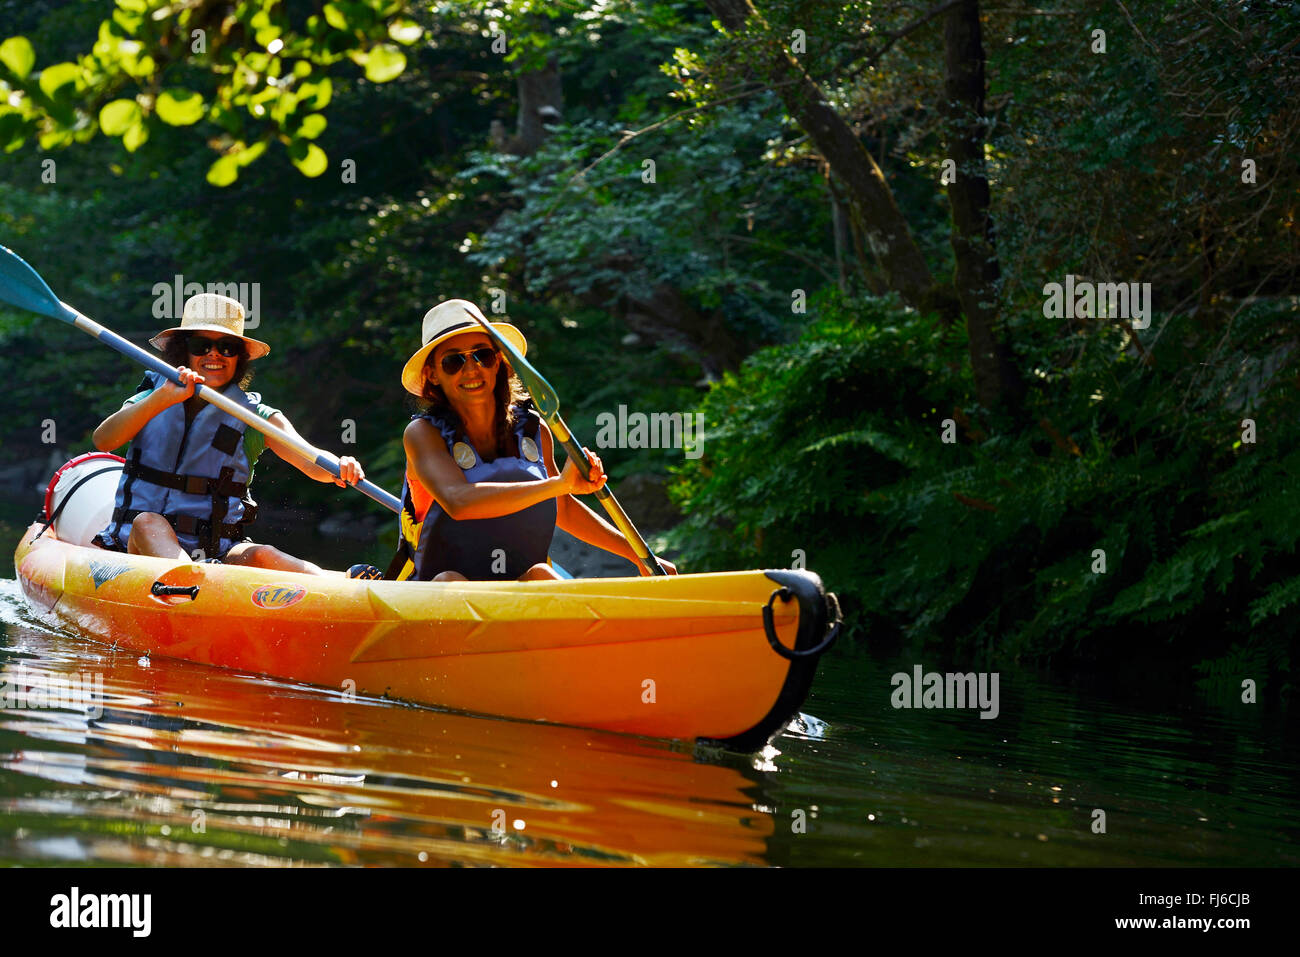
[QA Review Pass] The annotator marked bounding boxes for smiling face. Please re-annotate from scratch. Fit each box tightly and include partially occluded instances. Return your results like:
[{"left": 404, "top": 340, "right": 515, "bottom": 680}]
[
  {"left": 428, "top": 332, "right": 499, "bottom": 412},
  {"left": 184, "top": 330, "right": 245, "bottom": 390}
]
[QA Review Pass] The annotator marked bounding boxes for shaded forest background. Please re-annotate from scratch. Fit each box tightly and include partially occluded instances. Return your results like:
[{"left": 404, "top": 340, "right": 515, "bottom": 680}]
[{"left": 1, "top": 0, "right": 1297, "bottom": 691}]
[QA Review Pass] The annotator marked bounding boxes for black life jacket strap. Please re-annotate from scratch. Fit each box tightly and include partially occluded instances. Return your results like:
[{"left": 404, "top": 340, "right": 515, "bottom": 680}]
[
  {"left": 111, "top": 507, "right": 252, "bottom": 546},
  {"left": 121, "top": 458, "right": 249, "bottom": 498}
]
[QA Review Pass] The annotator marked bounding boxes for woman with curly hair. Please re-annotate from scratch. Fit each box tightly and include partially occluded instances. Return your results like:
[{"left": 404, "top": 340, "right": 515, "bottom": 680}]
[{"left": 92, "top": 293, "right": 366, "bottom": 575}]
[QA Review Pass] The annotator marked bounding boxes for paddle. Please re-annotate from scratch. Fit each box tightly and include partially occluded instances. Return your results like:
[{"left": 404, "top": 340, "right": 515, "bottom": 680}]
[
  {"left": 0, "top": 245, "right": 401, "bottom": 514},
  {"left": 463, "top": 305, "right": 669, "bottom": 576}
]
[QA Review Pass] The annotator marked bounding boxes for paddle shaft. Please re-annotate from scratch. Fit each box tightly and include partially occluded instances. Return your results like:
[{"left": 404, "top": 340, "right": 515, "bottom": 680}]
[
  {"left": 465, "top": 310, "right": 667, "bottom": 576},
  {"left": 543, "top": 412, "right": 666, "bottom": 575},
  {"left": 65, "top": 303, "right": 400, "bottom": 513}
]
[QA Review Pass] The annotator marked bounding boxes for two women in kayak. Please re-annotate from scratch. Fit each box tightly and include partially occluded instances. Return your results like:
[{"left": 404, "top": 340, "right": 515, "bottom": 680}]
[
  {"left": 91, "top": 292, "right": 674, "bottom": 581},
  {"left": 92, "top": 293, "right": 367, "bottom": 575},
  {"left": 391, "top": 300, "right": 676, "bottom": 581}
]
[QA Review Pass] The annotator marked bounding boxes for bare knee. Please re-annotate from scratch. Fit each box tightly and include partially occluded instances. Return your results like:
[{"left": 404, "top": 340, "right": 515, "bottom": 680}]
[
  {"left": 432, "top": 570, "right": 467, "bottom": 582},
  {"left": 127, "top": 513, "right": 182, "bottom": 558},
  {"left": 225, "top": 543, "right": 322, "bottom": 575},
  {"left": 129, "top": 512, "right": 170, "bottom": 541}
]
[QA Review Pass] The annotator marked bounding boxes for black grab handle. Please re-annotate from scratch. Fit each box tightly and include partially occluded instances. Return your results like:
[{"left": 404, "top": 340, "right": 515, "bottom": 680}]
[
  {"left": 151, "top": 581, "right": 199, "bottom": 601},
  {"left": 762, "top": 587, "right": 841, "bottom": 660}
]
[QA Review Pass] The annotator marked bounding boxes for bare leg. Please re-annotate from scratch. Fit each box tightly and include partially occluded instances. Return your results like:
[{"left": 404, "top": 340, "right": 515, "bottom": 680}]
[
  {"left": 127, "top": 513, "right": 189, "bottom": 560},
  {"left": 520, "top": 563, "right": 562, "bottom": 581},
  {"left": 432, "top": 570, "right": 468, "bottom": 582},
  {"left": 224, "top": 542, "right": 333, "bottom": 576}
]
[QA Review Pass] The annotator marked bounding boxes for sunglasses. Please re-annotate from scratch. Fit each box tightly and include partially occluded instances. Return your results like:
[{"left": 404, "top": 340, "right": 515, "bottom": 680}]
[
  {"left": 186, "top": 335, "right": 245, "bottom": 358},
  {"left": 439, "top": 347, "right": 499, "bottom": 375}
]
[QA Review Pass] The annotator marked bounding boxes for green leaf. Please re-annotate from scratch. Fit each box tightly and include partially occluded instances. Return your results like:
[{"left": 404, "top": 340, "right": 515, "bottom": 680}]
[
  {"left": 363, "top": 43, "right": 405, "bottom": 83},
  {"left": 0, "top": 110, "right": 27, "bottom": 152},
  {"left": 299, "top": 78, "right": 332, "bottom": 109},
  {"left": 233, "top": 140, "right": 268, "bottom": 167},
  {"left": 207, "top": 153, "right": 239, "bottom": 187},
  {"left": 122, "top": 120, "right": 148, "bottom": 152},
  {"left": 0, "top": 36, "right": 36, "bottom": 80},
  {"left": 38, "top": 61, "right": 80, "bottom": 99},
  {"left": 156, "top": 88, "right": 205, "bottom": 125},
  {"left": 388, "top": 18, "right": 423, "bottom": 45},
  {"left": 323, "top": 4, "right": 350, "bottom": 32},
  {"left": 298, "top": 113, "right": 327, "bottom": 139},
  {"left": 98, "top": 99, "right": 141, "bottom": 136},
  {"left": 290, "top": 141, "right": 327, "bottom": 177}
]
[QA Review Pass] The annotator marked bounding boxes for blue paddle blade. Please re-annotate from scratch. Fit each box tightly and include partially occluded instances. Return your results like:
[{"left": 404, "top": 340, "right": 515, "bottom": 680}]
[{"left": 0, "top": 245, "right": 70, "bottom": 321}]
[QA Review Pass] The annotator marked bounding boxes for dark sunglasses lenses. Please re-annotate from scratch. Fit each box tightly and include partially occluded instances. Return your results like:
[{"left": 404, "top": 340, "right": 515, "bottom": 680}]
[
  {"left": 187, "top": 336, "right": 244, "bottom": 358},
  {"left": 440, "top": 348, "right": 498, "bottom": 375}
]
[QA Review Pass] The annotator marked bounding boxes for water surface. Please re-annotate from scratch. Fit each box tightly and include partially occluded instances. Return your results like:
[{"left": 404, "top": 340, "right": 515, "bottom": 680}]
[{"left": 2, "top": 510, "right": 1297, "bottom": 867}]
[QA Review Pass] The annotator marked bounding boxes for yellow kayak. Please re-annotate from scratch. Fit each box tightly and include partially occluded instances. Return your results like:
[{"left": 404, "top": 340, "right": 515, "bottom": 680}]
[{"left": 13, "top": 523, "right": 839, "bottom": 750}]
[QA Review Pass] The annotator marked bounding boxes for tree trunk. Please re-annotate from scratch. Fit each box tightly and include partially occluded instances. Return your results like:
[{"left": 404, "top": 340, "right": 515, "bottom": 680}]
[
  {"left": 490, "top": 56, "right": 564, "bottom": 156},
  {"left": 703, "top": 0, "right": 957, "bottom": 321},
  {"left": 515, "top": 56, "right": 564, "bottom": 155},
  {"left": 942, "top": 0, "right": 1025, "bottom": 411}
]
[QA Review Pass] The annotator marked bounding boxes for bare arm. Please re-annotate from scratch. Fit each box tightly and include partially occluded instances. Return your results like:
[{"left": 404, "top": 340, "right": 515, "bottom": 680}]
[
  {"left": 546, "top": 425, "right": 679, "bottom": 575},
  {"left": 403, "top": 418, "right": 599, "bottom": 520},
  {"left": 93, "top": 368, "right": 201, "bottom": 451},
  {"left": 264, "top": 412, "right": 364, "bottom": 486},
  {"left": 547, "top": 426, "right": 631, "bottom": 558}
]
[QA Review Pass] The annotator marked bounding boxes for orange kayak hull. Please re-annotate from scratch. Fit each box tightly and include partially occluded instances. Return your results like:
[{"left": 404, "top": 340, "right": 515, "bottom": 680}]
[{"left": 13, "top": 523, "right": 836, "bottom": 749}]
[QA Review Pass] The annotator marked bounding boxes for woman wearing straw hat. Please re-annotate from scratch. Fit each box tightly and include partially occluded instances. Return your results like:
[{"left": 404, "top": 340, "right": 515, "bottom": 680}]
[
  {"left": 91, "top": 293, "right": 367, "bottom": 574},
  {"left": 392, "top": 299, "right": 677, "bottom": 581}
]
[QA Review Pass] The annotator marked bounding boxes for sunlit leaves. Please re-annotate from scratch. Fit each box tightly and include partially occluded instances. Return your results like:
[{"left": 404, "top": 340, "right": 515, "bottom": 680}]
[
  {"left": 298, "top": 78, "right": 333, "bottom": 110},
  {"left": 388, "top": 18, "right": 423, "bottom": 45},
  {"left": 0, "top": 36, "right": 35, "bottom": 79},
  {"left": 0, "top": 0, "right": 420, "bottom": 177},
  {"left": 356, "top": 43, "right": 406, "bottom": 83},
  {"left": 98, "top": 98, "right": 141, "bottom": 135},
  {"left": 122, "top": 119, "right": 149, "bottom": 152},
  {"left": 323, "top": 4, "right": 353, "bottom": 33},
  {"left": 297, "top": 113, "right": 327, "bottom": 139},
  {"left": 0, "top": 110, "right": 28, "bottom": 152},
  {"left": 288, "top": 139, "right": 328, "bottom": 176},
  {"left": 37, "top": 62, "right": 80, "bottom": 100},
  {"left": 156, "top": 88, "right": 204, "bottom": 126},
  {"left": 206, "top": 138, "right": 269, "bottom": 185}
]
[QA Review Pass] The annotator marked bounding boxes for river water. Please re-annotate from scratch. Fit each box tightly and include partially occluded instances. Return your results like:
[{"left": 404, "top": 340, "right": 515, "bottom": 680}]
[{"left": 1, "top": 511, "right": 1297, "bottom": 867}]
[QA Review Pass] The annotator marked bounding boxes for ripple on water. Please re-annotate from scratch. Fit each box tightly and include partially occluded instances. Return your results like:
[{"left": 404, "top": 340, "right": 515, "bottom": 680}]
[{"left": 2, "top": 577, "right": 1298, "bottom": 867}]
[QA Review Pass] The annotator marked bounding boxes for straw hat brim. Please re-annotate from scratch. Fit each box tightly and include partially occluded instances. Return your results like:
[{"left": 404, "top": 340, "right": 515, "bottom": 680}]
[
  {"left": 401, "top": 321, "right": 526, "bottom": 396},
  {"left": 150, "top": 325, "right": 271, "bottom": 360}
]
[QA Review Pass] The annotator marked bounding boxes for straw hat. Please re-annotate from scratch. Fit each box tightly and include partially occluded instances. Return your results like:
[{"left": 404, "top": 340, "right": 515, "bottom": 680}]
[
  {"left": 401, "top": 299, "right": 526, "bottom": 396},
  {"left": 150, "top": 293, "right": 270, "bottom": 360}
]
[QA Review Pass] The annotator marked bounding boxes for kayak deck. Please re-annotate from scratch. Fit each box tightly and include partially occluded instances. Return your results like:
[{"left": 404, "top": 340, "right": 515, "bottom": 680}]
[{"left": 13, "top": 523, "right": 837, "bottom": 749}]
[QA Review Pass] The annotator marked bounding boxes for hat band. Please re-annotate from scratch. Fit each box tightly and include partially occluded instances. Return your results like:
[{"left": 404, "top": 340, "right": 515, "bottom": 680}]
[{"left": 426, "top": 319, "right": 475, "bottom": 344}]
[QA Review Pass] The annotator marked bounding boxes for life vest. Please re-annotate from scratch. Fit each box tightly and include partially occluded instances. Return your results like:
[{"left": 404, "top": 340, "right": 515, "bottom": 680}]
[
  {"left": 391, "top": 400, "right": 555, "bottom": 581},
  {"left": 98, "top": 371, "right": 263, "bottom": 558}
]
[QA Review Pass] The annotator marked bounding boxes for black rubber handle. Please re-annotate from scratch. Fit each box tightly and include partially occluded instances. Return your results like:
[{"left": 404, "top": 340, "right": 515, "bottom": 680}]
[
  {"left": 762, "top": 587, "right": 841, "bottom": 660},
  {"left": 151, "top": 581, "right": 199, "bottom": 600}
]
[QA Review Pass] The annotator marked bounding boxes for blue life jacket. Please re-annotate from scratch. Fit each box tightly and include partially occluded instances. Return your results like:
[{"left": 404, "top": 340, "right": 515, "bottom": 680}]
[
  {"left": 393, "top": 401, "right": 555, "bottom": 581},
  {"left": 98, "top": 371, "right": 262, "bottom": 558}
]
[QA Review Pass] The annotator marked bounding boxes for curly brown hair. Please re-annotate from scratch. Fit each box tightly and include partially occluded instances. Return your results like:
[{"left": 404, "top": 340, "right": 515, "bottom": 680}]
[
  {"left": 161, "top": 334, "right": 254, "bottom": 391},
  {"left": 420, "top": 352, "right": 529, "bottom": 459}
]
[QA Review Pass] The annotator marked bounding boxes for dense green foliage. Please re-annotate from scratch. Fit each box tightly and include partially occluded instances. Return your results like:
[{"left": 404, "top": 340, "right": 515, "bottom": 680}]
[{"left": 669, "top": 293, "right": 1299, "bottom": 693}]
